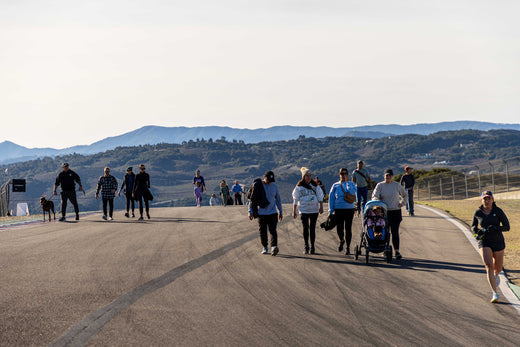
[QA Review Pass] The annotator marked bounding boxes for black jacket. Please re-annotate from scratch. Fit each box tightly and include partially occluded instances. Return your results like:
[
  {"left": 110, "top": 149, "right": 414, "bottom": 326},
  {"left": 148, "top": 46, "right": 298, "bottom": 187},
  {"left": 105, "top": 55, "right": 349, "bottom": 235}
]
[{"left": 55, "top": 169, "right": 82, "bottom": 191}]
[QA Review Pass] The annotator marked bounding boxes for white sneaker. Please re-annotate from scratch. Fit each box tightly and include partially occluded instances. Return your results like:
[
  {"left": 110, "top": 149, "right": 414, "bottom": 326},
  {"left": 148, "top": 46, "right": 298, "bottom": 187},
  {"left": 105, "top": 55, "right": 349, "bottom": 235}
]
[
  {"left": 496, "top": 274, "right": 501, "bottom": 287},
  {"left": 261, "top": 247, "right": 269, "bottom": 254},
  {"left": 102, "top": 215, "right": 107, "bottom": 220},
  {"left": 490, "top": 292, "right": 499, "bottom": 303},
  {"left": 109, "top": 217, "right": 113, "bottom": 221},
  {"left": 271, "top": 246, "right": 279, "bottom": 256}
]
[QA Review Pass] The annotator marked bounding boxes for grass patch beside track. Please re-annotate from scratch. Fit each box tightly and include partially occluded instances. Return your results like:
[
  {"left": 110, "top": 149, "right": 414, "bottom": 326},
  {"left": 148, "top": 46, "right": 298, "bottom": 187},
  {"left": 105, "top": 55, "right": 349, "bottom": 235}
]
[{"left": 418, "top": 200, "right": 520, "bottom": 285}]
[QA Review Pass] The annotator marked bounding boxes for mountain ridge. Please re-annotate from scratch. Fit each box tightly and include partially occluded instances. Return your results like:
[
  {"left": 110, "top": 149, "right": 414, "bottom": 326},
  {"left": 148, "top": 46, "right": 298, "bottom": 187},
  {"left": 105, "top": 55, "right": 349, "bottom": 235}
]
[{"left": 2, "top": 121, "right": 519, "bottom": 164}]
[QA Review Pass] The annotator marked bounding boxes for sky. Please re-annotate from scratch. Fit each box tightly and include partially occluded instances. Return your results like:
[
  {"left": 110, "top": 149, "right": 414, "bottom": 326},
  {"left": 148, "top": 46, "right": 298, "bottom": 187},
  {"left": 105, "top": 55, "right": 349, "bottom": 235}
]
[{"left": 1, "top": 0, "right": 519, "bottom": 149}]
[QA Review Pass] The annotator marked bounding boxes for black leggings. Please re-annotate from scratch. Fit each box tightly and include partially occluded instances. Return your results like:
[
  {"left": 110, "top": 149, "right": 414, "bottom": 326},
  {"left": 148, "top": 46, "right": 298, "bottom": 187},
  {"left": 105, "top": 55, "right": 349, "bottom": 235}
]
[
  {"left": 137, "top": 196, "right": 150, "bottom": 217},
  {"left": 335, "top": 209, "right": 356, "bottom": 247},
  {"left": 301, "top": 213, "right": 319, "bottom": 248},
  {"left": 125, "top": 192, "right": 135, "bottom": 213},
  {"left": 387, "top": 209, "right": 403, "bottom": 251}
]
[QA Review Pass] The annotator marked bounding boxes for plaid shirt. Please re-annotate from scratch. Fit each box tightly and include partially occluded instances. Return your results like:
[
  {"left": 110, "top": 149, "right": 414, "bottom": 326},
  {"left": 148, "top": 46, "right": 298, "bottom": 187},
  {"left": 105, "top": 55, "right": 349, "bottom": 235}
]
[{"left": 96, "top": 175, "right": 118, "bottom": 199}]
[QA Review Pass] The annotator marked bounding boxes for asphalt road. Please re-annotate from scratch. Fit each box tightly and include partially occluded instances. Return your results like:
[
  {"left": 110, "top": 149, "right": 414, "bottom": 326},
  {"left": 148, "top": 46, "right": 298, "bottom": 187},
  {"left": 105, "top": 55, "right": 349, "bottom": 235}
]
[{"left": 1, "top": 204, "right": 519, "bottom": 346}]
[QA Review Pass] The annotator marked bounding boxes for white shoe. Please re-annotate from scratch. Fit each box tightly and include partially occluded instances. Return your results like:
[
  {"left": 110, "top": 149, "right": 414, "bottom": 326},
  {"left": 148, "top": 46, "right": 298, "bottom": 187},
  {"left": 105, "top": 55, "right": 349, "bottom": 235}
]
[
  {"left": 271, "top": 246, "right": 279, "bottom": 256},
  {"left": 102, "top": 215, "right": 107, "bottom": 220},
  {"left": 490, "top": 292, "right": 499, "bottom": 303},
  {"left": 109, "top": 217, "right": 113, "bottom": 221},
  {"left": 261, "top": 247, "right": 269, "bottom": 254}
]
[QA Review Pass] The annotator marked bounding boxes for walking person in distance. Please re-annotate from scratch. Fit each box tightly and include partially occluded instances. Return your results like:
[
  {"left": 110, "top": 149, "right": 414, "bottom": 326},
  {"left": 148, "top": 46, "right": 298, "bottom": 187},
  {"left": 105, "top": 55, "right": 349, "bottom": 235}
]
[
  {"left": 53, "top": 162, "right": 83, "bottom": 221},
  {"left": 372, "top": 169, "right": 408, "bottom": 260},
  {"left": 95, "top": 167, "right": 118, "bottom": 220},
  {"left": 400, "top": 166, "right": 415, "bottom": 216},
  {"left": 471, "top": 191, "right": 510, "bottom": 303},
  {"left": 292, "top": 167, "right": 324, "bottom": 254},
  {"left": 118, "top": 166, "right": 136, "bottom": 218},
  {"left": 248, "top": 171, "right": 283, "bottom": 256},
  {"left": 133, "top": 164, "right": 152, "bottom": 220},
  {"left": 328, "top": 168, "right": 357, "bottom": 255},
  {"left": 352, "top": 160, "right": 371, "bottom": 215}
]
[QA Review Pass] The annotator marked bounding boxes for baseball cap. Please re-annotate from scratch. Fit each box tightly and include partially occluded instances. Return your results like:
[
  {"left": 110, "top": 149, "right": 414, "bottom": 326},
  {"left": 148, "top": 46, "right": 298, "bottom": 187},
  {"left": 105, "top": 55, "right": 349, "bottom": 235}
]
[
  {"left": 62, "top": 162, "right": 69, "bottom": 167},
  {"left": 405, "top": 166, "right": 412, "bottom": 171},
  {"left": 384, "top": 169, "right": 393, "bottom": 176},
  {"left": 265, "top": 170, "right": 275, "bottom": 182},
  {"left": 481, "top": 191, "right": 493, "bottom": 198}
]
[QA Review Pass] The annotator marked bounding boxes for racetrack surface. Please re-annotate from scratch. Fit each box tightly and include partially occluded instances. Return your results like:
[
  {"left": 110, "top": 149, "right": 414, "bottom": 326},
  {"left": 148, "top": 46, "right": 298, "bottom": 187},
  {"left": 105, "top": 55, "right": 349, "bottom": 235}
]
[{"left": 1, "top": 205, "right": 519, "bottom": 346}]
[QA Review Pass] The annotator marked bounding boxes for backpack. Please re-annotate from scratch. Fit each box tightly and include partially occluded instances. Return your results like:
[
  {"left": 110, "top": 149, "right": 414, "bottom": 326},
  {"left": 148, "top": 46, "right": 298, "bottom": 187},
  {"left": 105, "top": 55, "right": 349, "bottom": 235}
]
[{"left": 247, "top": 178, "right": 269, "bottom": 218}]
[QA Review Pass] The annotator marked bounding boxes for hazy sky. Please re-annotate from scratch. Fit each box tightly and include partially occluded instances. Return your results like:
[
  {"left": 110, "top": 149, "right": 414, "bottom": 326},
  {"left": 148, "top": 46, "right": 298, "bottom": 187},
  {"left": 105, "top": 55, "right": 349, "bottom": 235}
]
[{"left": 1, "top": 0, "right": 519, "bottom": 148}]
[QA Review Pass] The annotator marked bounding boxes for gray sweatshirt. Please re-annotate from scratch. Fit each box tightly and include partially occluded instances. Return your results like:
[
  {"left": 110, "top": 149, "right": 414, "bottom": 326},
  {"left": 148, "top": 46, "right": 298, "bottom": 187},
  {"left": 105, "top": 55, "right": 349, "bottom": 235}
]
[{"left": 371, "top": 181, "right": 408, "bottom": 210}]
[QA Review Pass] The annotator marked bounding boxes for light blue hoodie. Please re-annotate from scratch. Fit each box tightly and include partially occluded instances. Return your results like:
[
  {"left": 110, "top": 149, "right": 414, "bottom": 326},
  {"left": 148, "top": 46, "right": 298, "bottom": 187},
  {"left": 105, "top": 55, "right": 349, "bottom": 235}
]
[{"left": 328, "top": 181, "right": 357, "bottom": 214}]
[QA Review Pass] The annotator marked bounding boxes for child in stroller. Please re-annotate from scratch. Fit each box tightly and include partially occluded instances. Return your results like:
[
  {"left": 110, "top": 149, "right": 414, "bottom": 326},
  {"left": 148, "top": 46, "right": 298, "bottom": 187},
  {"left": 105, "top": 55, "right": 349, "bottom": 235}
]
[
  {"left": 355, "top": 200, "right": 392, "bottom": 263},
  {"left": 366, "top": 206, "right": 386, "bottom": 240}
]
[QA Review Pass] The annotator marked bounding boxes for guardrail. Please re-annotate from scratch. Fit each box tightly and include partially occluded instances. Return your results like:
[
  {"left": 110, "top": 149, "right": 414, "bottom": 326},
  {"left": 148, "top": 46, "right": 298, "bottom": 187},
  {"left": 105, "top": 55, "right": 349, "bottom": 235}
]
[{"left": 415, "top": 157, "right": 520, "bottom": 200}]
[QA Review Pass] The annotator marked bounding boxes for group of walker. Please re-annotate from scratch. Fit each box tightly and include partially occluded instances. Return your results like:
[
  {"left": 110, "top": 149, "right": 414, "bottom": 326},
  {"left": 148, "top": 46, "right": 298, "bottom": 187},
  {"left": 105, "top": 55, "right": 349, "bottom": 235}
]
[
  {"left": 53, "top": 163, "right": 153, "bottom": 221},
  {"left": 249, "top": 165, "right": 511, "bottom": 304},
  {"left": 192, "top": 169, "right": 245, "bottom": 207}
]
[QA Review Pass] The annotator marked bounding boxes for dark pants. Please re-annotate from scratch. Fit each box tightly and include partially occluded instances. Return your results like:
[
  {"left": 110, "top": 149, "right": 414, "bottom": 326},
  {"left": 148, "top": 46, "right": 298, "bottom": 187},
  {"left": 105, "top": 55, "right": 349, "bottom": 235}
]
[
  {"left": 125, "top": 192, "right": 135, "bottom": 213},
  {"left": 356, "top": 186, "right": 368, "bottom": 213},
  {"left": 406, "top": 189, "right": 414, "bottom": 214},
  {"left": 301, "top": 213, "right": 319, "bottom": 248},
  {"left": 258, "top": 213, "right": 278, "bottom": 247},
  {"left": 234, "top": 193, "right": 243, "bottom": 205},
  {"left": 137, "top": 196, "right": 150, "bottom": 217},
  {"left": 387, "top": 209, "right": 403, "bottom": 251},
  {"left": 102, "top": 198, "right": 114, "bottom": 217},
  {"left": 61, "top": 190, "right": 79, "bottom": 217},
  {"left": 335, "top": 208, "right": 356, "bottom": 247}
]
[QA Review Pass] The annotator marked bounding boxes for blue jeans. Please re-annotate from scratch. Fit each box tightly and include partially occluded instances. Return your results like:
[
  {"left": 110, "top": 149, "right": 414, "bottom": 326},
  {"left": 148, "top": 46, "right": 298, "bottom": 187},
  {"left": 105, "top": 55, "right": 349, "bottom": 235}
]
[
  {"left": 407, "top": 189, "right": 414, "bottom": 214},
  {"left": 356, "top": 186, "right": 368, "bottom": 213}
]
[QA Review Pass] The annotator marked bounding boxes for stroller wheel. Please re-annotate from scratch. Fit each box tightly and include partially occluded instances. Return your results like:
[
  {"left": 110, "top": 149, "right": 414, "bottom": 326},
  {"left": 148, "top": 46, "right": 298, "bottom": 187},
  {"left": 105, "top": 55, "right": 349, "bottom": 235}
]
[
  {"left": 385, "top": 250, "right": 392, "bottom": 263},
  {"left": 354, "top": 245, "right": 359, "bottom": 260}
]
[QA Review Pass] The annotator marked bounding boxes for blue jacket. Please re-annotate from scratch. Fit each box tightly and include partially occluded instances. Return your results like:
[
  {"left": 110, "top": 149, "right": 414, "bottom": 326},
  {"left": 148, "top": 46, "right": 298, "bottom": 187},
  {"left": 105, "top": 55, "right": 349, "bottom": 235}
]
[{"left": 328, "top": 181, "right": 357, "bottom": 214}]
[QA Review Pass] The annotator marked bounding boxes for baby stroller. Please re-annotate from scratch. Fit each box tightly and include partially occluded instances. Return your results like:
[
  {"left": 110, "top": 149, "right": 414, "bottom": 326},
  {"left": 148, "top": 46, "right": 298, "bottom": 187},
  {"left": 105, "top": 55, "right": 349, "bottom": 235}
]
[{"left": 354, "top": 200, "right": 392, "bottom": 264}]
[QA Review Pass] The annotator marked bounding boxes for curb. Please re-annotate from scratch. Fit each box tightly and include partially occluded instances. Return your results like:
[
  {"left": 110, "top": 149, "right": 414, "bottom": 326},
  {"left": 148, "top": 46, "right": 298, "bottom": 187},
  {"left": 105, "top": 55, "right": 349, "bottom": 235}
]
[{"left": 418, "top": 204, "right": 520, "bottom": 314}]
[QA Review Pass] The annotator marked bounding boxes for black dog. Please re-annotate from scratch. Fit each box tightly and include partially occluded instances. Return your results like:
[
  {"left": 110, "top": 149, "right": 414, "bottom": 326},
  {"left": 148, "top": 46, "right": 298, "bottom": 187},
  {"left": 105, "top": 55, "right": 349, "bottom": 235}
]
[{"left": 40, "top": 196, "right": 55, "bottom": 222}]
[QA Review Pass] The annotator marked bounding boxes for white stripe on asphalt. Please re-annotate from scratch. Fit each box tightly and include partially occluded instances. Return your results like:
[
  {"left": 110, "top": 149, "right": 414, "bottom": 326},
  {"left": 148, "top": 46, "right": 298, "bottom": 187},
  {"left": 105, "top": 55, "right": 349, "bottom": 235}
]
[{"left": 419, "top": 204, "right": 520, "bottom": 314}]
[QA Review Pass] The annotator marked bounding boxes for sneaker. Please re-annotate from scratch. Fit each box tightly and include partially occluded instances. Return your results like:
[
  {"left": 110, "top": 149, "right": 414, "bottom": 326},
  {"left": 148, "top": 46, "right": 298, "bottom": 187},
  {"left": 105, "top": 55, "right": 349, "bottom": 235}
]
[
  {"left": 261, "top": 247, "right": 269, "bottom": 254},
  {"left": 138, "top": 216, "right": 144, "bottom": 221},
  {"left": 59, "top": 216, "right": 66, "bottom": 222},
  {"left": 338, "top": 240, "right": 345, "bottom": 252},
  {"left": 395, "top": 251, "right": 402, "bottom": 260},
  {"left": 491, "top": 292, "right": 499, "bottom": 303},
  {"left": 345, "top": 246, "right": 351, "bottom": 255},
  {"left": 147, "top": 214, "right": 151, "bottom": 219},
  {"left": 131, "top": 213, "right": 135, "bottom": 218},
  {"left": 125, "top": 212, "right": 129, "bottom": 218},
  {"left": 75, "top": 215, "right": 79, "bottom": 221},
  {"left": 496, "top": 274, "right": 501, "bottom": 287},
  {"left": 102, "top": 215, "right": 107, "bottom": 220},
  {"left": 109, "top": 217, "right": 113, "bottom": 221},
  {"left": 304, "top": 246, "right": 309, "bottom": 255},
  {"left": 271, "top": 246, "right": 279, "bottom": 256},
  {"left": 310, "top": 247, "right": 315, "bottom": 255}
]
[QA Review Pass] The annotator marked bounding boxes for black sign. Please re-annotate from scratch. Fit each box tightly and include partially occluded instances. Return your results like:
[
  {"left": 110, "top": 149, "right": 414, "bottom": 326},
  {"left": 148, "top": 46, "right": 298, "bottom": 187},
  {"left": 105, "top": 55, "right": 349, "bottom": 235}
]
[{"left": 12, "top": 179, "right": 26, "bottom": 192}]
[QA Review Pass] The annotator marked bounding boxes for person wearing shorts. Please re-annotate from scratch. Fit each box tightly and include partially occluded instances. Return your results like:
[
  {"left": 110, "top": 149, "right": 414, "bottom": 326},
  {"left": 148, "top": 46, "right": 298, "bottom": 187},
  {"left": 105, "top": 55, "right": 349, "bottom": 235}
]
[{"left": 471, "top": 191, "right": 510, "bottom": 303}]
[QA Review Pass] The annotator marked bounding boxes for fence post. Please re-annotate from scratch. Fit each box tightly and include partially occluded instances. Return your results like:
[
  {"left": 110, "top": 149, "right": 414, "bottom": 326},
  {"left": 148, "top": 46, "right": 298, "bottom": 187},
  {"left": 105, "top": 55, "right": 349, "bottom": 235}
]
[
  {"left": 504, "top": 160, "right": 509, "bottom": 192},
  {"left": 452, "top": 175, "right": 456, "bottom": 200},
  {"left": 440, "top": 176, "right": 443, "bottom": 200},
  {"left": 489, "top": 162, "right": 495, "bottom": 193},
  {"left": 476, "top": 166, "right": 481, "bottom": 194},
  {"left": 464, "top": 172, "right": 468, "bottom": 199},
  {"left": 428, "top": 179, "right": 431, "bottom": 200}
]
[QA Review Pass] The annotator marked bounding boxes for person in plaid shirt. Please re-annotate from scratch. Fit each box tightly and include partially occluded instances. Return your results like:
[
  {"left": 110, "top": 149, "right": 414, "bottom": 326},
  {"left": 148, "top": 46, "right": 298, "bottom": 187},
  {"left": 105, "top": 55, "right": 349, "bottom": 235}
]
[{"left": 95, "top": 167, "right": 118, "bottom": 220}]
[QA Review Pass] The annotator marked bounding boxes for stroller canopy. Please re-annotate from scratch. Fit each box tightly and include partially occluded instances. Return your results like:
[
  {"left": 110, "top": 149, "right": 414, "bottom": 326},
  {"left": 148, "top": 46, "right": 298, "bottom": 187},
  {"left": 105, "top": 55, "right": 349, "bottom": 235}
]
[{"left": 363, "top": 200, "right": 388, "bottom": 216}]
